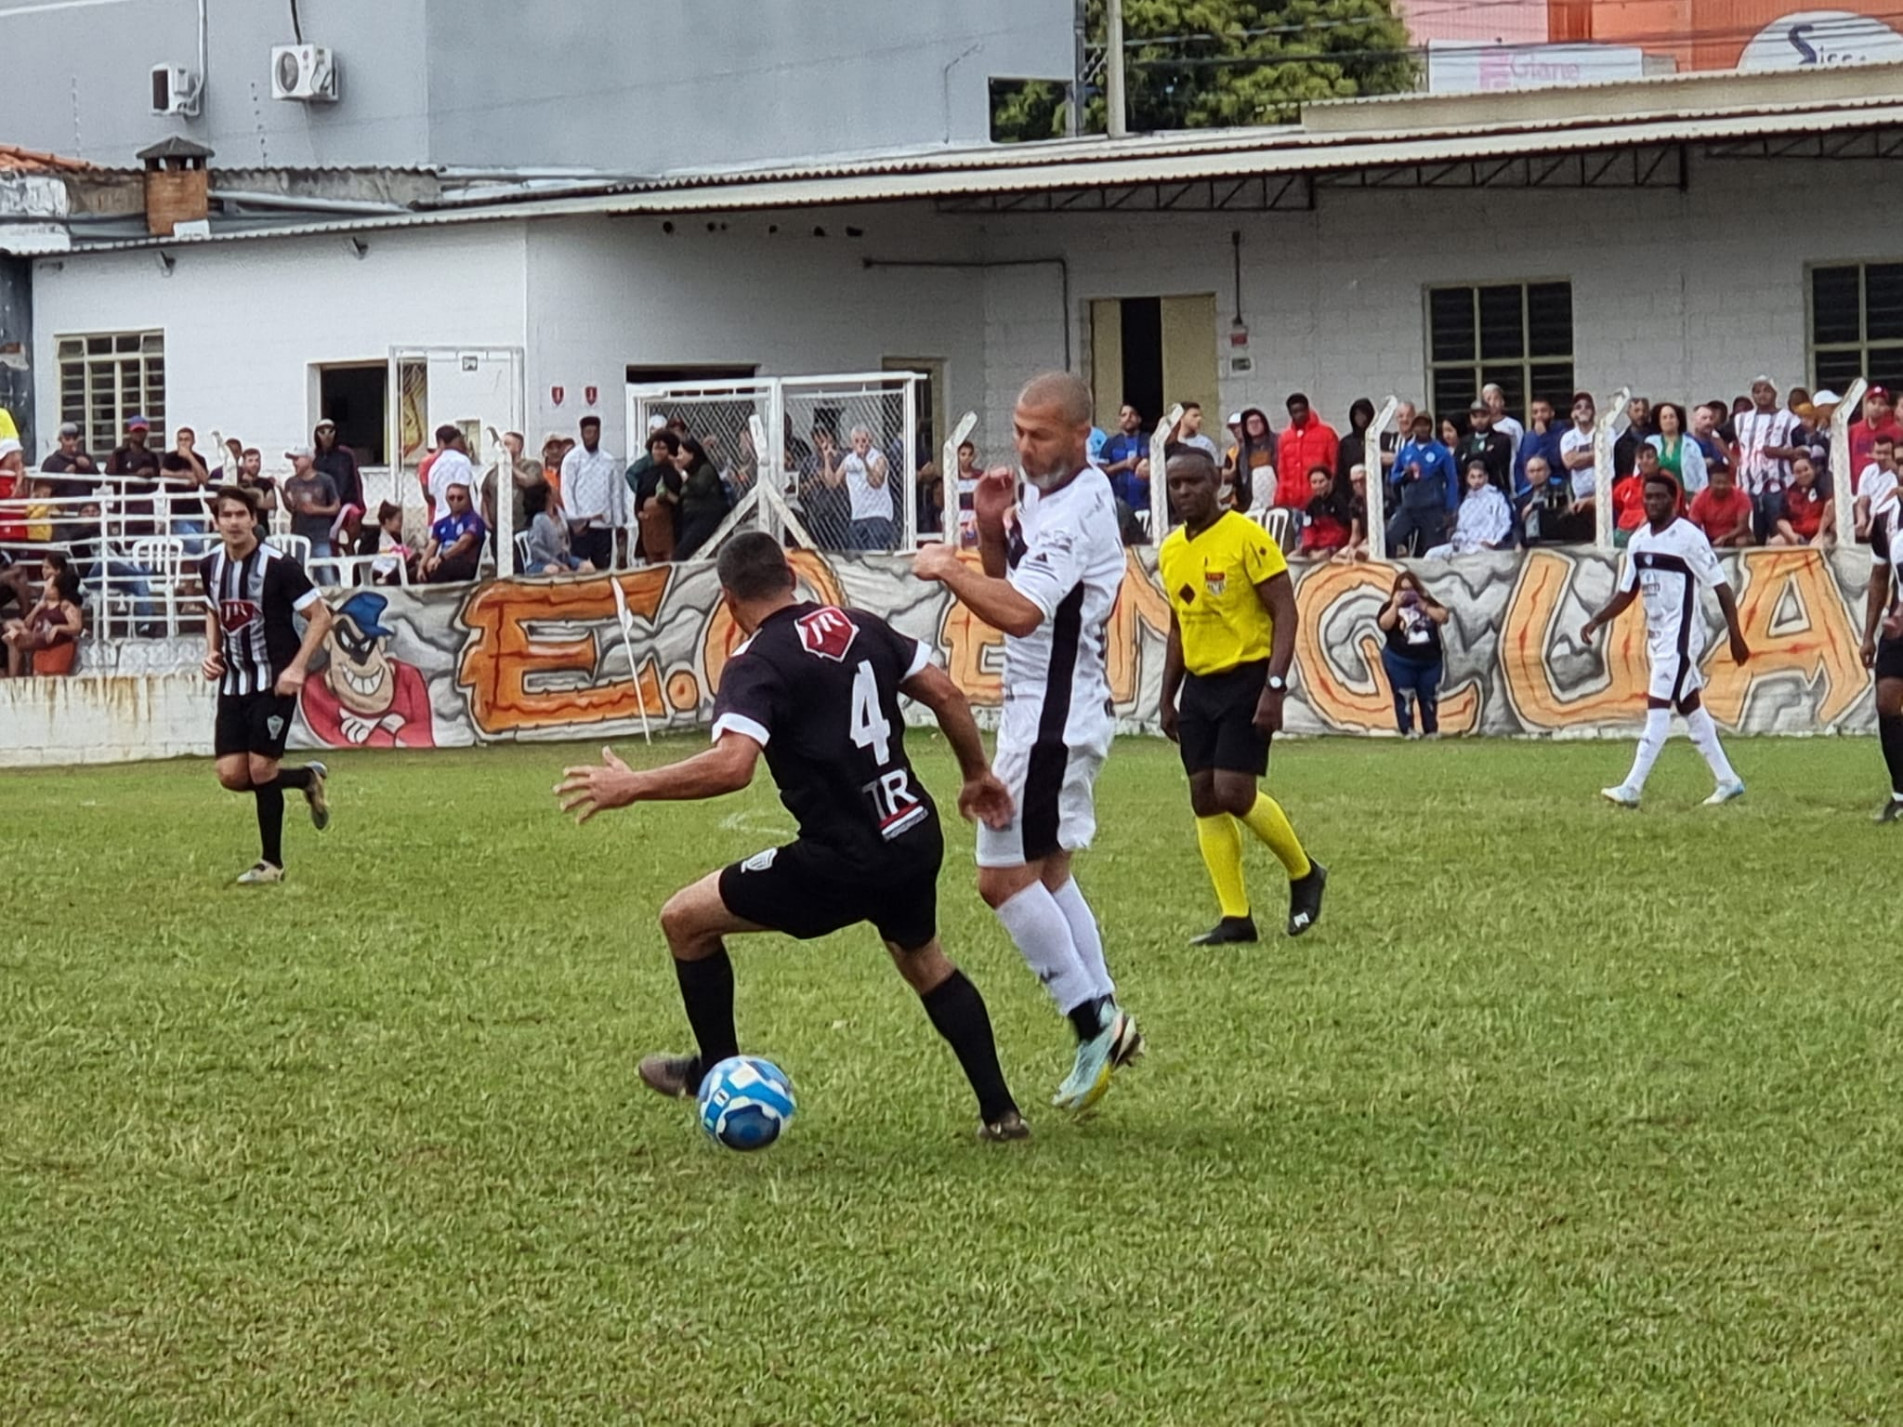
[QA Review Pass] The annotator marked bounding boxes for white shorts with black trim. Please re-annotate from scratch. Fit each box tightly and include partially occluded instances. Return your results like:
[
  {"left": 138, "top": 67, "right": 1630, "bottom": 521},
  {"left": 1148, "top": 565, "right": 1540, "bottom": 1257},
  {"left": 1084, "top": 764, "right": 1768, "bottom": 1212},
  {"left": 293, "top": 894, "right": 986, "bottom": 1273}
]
[
  {"left": 975, "top": 713, "right": 1113, "bottom": 869},
  {"left": 1647, "top": 636, "right": 1706, "bottom": 707}
]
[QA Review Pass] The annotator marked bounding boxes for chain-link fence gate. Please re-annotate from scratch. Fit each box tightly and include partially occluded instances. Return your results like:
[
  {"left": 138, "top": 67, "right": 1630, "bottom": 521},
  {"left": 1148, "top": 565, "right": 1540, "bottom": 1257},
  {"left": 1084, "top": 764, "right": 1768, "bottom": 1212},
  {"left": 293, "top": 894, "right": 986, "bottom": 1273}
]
[{"left": 625, "top": 372, "right": 925, "bottom": 565}]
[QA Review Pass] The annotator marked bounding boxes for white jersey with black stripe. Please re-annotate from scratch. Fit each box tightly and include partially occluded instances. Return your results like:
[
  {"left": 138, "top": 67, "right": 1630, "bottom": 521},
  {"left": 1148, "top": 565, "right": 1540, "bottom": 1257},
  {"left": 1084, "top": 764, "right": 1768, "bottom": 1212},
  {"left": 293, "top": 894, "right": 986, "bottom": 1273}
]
[
  {"left": 999, "top": 467, "right": 1126, "bottom": 749},
  {"left": 1617, "top": 517, "right": 1727, "bottom": 662}
]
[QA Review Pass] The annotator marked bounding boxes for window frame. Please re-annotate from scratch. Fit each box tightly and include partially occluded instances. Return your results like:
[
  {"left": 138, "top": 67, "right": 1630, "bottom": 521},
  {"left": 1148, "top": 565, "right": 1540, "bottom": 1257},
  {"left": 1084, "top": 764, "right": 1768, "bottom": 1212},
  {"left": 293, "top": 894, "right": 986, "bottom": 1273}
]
[
  {"left": 1804, "top": 258, "right": 1903, "bottom": 394},
  {"left": 56, "top": 329, "right": 166, "bottom": 456},
  {"left": 1421, "top": 279, "right": 1575, "bottom": 426}
]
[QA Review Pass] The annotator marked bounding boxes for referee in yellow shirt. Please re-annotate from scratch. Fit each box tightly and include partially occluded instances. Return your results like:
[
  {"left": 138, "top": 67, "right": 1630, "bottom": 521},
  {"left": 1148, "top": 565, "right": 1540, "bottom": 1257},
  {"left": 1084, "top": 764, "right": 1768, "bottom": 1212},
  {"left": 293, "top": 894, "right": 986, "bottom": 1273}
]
[{"left": 1158, "top": 450, "right": 1325, "bottom": 944}]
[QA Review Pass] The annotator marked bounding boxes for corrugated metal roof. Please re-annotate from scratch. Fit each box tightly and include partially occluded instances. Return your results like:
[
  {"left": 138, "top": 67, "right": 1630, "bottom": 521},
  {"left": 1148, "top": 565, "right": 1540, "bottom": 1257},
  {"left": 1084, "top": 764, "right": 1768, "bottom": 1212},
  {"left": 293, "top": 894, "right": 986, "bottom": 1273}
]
[{"left": 55, "top": 64, "right": 1903, "bottom": 253}]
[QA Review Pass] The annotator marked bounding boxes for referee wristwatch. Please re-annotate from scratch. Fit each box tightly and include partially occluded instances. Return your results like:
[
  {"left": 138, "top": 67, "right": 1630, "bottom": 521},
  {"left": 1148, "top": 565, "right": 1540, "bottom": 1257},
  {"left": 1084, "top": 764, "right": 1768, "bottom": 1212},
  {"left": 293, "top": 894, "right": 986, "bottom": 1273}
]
[{"left": 1265, "top": 674, "right": 1289, "bottom": 694}]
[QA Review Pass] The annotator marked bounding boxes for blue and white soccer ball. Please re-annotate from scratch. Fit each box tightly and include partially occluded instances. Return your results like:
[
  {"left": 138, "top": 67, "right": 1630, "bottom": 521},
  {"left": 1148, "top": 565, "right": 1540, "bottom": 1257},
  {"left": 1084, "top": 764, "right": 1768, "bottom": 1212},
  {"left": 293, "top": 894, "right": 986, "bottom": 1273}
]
[{"left": 697, "top": 1055, "right": 796, "bottom": 1152}]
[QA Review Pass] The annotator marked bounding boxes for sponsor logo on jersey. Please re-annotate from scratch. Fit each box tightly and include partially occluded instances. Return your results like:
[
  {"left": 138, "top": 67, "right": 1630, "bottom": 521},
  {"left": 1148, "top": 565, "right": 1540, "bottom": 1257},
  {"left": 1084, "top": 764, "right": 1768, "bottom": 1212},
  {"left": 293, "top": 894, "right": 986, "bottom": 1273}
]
[
  {"left": 795, "top": 606, "right": 858, "bottom": 662},
  {"left": 221, "top": 599, "right": 261, "bottom": 631}
]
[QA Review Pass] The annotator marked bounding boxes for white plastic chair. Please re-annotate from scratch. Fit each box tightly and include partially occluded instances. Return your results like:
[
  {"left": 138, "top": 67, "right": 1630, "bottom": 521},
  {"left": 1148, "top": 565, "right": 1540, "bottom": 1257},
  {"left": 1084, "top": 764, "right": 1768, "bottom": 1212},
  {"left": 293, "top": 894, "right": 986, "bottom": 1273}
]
[{"left": 514, "top": 531, "right": 535, "bottom": 572}]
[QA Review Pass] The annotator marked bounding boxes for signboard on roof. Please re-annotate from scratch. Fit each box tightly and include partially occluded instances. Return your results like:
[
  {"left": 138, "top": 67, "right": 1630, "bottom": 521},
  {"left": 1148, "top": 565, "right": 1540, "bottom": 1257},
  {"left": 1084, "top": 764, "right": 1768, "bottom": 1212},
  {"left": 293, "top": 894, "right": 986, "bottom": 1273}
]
[
  {"left": 1736, "top": 11, "right": 1903, "bottom": 68},
  {"left": 1426, "top": 42, "right": 1652, "bottom": 94}
]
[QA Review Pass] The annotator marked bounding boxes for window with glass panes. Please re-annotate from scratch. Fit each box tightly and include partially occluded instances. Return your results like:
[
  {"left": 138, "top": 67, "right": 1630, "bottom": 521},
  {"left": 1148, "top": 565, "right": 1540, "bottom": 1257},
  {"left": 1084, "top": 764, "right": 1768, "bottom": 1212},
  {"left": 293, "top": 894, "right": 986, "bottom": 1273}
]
[
  {"left": 1809, "top": 263, "right": 1903, "bottom": 395},
  {"left": 57, "top": 331, "right": 165, "bottom": 455},
  {"left": 1425, "top": 282, "right": 1573, "bottom": 428}
]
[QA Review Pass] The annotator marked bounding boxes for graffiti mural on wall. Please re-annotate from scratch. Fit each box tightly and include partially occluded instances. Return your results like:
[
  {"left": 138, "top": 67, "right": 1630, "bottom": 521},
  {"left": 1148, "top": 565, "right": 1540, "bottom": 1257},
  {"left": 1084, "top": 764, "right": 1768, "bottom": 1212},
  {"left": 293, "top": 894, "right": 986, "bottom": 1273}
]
[{"left": 286, "top": 547, "right": 1880, "bottom": 752}]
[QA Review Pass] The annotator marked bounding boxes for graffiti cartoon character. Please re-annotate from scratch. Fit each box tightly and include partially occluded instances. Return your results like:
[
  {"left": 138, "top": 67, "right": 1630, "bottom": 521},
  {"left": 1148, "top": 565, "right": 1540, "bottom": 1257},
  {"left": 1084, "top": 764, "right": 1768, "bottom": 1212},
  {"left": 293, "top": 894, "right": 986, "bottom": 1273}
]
[{"left": 301, "top": 591, "right": 437, "bottom": 748}]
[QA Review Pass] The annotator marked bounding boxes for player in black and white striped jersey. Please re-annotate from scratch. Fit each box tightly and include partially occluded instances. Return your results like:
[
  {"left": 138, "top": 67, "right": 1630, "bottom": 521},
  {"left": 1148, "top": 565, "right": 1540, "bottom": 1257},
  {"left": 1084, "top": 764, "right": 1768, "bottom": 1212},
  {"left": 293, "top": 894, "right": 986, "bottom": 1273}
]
[
  {"left": 199, "top": 485, "right": 334, "bottom": 884},
  {"left": 1580, "top": 471, "right": 1752, "bottom": 809}
]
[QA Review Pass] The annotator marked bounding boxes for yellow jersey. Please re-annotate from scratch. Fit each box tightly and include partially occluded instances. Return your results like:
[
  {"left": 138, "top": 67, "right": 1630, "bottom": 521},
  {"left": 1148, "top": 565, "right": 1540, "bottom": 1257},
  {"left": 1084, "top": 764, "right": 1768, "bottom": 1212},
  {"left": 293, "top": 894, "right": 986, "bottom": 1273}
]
[{"left": 1158, "top": 511, "right": 1287, "bottom": 675}]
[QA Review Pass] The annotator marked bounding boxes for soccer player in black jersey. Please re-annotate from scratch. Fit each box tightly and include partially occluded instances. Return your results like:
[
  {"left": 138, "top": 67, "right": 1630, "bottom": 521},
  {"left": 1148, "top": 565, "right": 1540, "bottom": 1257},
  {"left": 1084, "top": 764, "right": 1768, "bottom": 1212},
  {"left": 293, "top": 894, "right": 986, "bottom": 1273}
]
[
  {"left": 556, "top": 532, "right": 1029, "bottom": 1142},
  {"left": 200, "top": 486, "right": 334, "bottom": 884}
]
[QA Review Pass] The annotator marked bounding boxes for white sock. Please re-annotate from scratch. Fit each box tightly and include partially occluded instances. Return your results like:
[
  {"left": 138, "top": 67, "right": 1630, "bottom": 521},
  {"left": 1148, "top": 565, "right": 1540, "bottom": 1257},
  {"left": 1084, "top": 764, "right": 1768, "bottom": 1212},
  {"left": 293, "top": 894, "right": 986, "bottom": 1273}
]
[
  {"left": 1685, "top": 706, "right": 1738, "bottom": 785},
  {"left": 1050, "top": 878, "right": 1115, "bottom": 1003},
  {"left": 994, "top": 883, "right": 1094, "bottom": 1017},
  {"left": 1624, "top": 707, "right": 1671, "bottom": 791}
]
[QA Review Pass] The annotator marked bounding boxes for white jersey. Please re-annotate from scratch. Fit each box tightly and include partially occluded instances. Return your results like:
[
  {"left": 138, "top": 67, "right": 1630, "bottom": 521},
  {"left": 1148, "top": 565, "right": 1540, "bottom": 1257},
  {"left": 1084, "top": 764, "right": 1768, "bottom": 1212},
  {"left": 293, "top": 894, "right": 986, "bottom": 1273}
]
[
  {"left": 1618, "top": 517, "right": 1726, "bottom": 662},
  {"left": 1000, "top": 466, "right": 1125, "bottom": 748}
]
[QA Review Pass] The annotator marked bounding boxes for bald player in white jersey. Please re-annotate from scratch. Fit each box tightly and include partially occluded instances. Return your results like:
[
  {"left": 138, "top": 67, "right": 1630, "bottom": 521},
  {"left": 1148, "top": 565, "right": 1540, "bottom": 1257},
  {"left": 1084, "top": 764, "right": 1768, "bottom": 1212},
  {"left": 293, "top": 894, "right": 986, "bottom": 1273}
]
[
  {"left": 913, "top": 372, "right": 1141, "bottom": 1113},
  {"left": 1580, "top": 469, "right": 1752, "bottom": 808}
]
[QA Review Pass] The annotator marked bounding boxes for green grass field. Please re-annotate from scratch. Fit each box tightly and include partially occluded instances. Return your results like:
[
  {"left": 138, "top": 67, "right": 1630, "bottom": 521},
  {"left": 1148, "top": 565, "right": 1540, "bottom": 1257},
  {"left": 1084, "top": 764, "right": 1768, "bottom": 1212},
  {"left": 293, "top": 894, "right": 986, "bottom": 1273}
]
[{"left": 5, "top": 734, "right": 1901, "bottom": 1424}]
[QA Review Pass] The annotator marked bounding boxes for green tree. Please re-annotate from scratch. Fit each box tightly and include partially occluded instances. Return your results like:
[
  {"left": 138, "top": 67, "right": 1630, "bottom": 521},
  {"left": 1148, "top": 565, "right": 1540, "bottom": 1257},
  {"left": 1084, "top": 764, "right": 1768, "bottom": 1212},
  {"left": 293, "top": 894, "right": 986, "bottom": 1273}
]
[{"left": 990, "top": 0, "right": 1416, "bottom": 142}]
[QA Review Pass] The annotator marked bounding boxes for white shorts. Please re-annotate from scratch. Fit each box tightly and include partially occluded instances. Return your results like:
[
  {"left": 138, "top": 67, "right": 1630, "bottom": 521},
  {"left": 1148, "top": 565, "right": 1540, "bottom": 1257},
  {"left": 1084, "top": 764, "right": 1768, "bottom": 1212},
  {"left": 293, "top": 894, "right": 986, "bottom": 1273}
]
[
  {"left": 975, "top": 722, "right": 1112, "bottom": 869},
  {"left": 1648, "top": 639, "right": 1705, "bottom": 707}
]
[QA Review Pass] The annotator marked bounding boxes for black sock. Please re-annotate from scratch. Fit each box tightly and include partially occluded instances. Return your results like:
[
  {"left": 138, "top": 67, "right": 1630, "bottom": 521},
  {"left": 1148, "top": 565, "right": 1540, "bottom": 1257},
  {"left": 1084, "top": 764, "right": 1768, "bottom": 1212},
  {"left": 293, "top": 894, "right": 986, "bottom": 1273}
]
[
  {"left": 277, "top": 766, "right": 313, "bottom": 791},
  {"left": 920, "top": 969, "right": 1018, "bottom": 1123},
  {"left": 254, "top": 779, "right": 285, "bottom": 867},
  {"left": 674, "top": 946, "right": 739, "bottom": 1070},
  {"left": 1066, "top": 994, "right": 1111, "bottom": 1043},
  {"left": 1882, "top": 714, "right": 1903, "bottom": 795}
]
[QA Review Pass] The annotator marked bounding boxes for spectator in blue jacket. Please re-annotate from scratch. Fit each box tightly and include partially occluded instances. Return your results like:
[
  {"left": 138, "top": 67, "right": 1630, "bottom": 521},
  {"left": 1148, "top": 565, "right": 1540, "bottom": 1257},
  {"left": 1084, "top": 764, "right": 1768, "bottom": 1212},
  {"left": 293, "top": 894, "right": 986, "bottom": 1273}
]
[
  {"left": 1101, "top": 404, "right": 1147, "bottom": 508},
  {"left": 1386, "top": 409, "right": 1457, "bottom": 556},
  {"left": 1513, "top": 398, "right": 1565, "bottom": 498}
]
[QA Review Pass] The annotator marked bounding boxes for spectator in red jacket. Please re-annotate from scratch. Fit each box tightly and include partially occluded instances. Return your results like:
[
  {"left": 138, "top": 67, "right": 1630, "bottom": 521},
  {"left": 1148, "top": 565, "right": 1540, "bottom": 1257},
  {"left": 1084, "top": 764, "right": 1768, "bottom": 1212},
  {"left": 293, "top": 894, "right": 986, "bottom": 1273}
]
[
  {"left": 1273, "top": 394, "right": 1339, "bottom": 511},
  {"left": 1848, "top": 386, "right": 1900, "bottom": 495}
]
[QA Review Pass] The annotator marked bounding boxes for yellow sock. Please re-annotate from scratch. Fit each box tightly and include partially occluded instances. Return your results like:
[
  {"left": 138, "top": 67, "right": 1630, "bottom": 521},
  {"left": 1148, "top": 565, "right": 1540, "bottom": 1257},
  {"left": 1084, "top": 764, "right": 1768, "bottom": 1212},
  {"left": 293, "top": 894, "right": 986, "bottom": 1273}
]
[
  {"left": 1195, "top": 815, "right": 1250, "bottom": 919},
  {"left": 1238, "top": 792, "right": 1311, "bottom": 880}
]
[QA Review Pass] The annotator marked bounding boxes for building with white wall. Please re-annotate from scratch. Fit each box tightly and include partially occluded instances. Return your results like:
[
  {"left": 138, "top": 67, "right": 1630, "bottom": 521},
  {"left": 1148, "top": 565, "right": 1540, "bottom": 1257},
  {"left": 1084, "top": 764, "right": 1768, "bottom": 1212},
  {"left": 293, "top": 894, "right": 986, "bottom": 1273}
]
[{"left": 23, "top": 64, "right": 1903, "bottom": 495}]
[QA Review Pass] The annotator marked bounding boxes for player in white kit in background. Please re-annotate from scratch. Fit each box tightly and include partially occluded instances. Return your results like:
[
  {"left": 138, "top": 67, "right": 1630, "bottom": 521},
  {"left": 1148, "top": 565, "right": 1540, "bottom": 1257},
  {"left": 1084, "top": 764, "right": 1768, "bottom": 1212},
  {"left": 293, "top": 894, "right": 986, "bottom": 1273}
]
[
  {"left": 1580, "top": 470, "right": 1752, "bottom": 808},
  {"left": 913, "top": 372, "right": 1142, "bottom": 1112}
]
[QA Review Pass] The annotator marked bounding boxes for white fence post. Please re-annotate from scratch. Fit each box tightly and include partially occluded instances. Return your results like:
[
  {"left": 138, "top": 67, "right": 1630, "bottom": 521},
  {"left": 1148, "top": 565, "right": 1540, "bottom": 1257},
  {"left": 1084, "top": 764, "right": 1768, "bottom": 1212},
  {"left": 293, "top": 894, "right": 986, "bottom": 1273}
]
[
  {"left": 1366, "top": 396, "right": 1400, "bottom": 563},
  {"left": 1831, "top": 377, "right": 1867, "bottom": 542},
  {"left": 1149, "top": 403, "right": 1183, "bottom": 541},
  {"left": 1594, "top": 386, "right": 1630, "bottom": 551}
]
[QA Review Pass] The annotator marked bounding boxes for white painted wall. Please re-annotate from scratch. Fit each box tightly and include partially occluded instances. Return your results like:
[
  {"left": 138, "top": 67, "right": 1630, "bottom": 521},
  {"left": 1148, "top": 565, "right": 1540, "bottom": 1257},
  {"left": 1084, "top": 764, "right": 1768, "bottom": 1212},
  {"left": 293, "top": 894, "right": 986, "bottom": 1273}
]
[
  {"left": 0, "top": 675, "right": 214, "bottom": 767},
  {"left": 30, "top": 225, "right": 527, "bottom": 464},
  {"left": 981, "top": 154, "right": 1901, "bottom": 432},
  {"left": 27, "top": 154, "right": 1903, "bottom": 486},
  {"left": 522, "top": 208, "right": 990, "bottom": 458}
]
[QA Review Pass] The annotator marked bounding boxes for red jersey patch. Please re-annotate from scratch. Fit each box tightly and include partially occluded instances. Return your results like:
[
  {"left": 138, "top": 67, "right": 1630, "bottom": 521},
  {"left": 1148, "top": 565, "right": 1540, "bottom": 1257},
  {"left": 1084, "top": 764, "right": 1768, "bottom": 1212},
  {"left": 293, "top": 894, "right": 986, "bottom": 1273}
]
[
  {"left": 221, "top": 599, "right": 261, "bottom": 632},
  {"left": 795, "top": 606, "right": 858, "bottom": 662}
]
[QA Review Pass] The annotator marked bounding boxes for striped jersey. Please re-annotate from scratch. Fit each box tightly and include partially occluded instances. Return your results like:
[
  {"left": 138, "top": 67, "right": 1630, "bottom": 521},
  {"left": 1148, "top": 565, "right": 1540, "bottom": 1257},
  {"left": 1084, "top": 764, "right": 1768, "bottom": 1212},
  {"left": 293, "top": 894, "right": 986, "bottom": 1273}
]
[
  {"left": 199, "top": 542, "right": 323, "bottom": 696},
  {"left": 1001, "top": 466, "right": 1125, "bottom": 746},
  {"left": 1731, "top": 408, "right": 1800, "bottom": 497},
  {"left": 1616, "top": 517, "right": 1727, "bottom": 661}
]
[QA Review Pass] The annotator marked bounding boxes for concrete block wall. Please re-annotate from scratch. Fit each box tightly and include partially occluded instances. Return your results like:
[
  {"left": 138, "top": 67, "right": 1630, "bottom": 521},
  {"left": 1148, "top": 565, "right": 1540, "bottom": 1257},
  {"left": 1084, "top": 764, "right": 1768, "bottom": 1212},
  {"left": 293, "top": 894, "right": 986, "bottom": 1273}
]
[
  {"left": 978, "top": 154, "right": 1900, "bottom": 434},
  {"left": 0, "top": 675, "right": 214, "bottom": 768}
]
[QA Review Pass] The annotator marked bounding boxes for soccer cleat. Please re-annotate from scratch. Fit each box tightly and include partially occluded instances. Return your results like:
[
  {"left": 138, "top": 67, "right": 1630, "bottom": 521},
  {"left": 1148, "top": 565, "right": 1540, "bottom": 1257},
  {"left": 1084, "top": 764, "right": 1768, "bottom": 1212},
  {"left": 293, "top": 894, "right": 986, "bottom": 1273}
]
[
  {"left": 1876, "top": 798, "right": 1903, "bottom": 825},
  {"left": 1287, "top": 861, "right": 1328, "bottom": 938},
  {"left": 235, "top": 861, "right": 284, "bottom": 885},
  {"left": 304, "top": 761, "right": 330, "bottom": 831},
  {"left": 1702, "top": 780, "right": 1746, "bottom": 807},
  {"left": 1190, "top": 915, "right": 1259, "bottom": 946},
  {"left": 976, "top": 1110, "right": 1031, "bottom": 1143},
  {"left": 637, "top": 1053, "right": 704, "bottom": 1099},
  {"left": 1052, "top": 1006, "right": 1136, "bottom": 1113},
  {"left": 1600, "top": 784, "right": 1642, "bottom": 809}
]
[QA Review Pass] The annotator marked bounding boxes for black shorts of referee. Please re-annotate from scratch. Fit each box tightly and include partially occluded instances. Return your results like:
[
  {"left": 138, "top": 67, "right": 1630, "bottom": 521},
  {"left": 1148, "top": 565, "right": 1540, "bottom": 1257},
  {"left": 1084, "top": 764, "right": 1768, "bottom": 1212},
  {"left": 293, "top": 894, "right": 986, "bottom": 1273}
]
[{"left": 1176, "top": 658, "right": 1272, "bottom": 777}]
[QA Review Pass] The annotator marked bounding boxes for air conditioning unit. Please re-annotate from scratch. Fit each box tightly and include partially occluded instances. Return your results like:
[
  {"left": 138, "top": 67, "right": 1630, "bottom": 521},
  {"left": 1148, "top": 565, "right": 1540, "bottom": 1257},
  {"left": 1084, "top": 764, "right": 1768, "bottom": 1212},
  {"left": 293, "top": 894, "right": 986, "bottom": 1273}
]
[
  {"left": 150, "top": 65, "right": 201, "bottom": 117},
  {"left": 270, "top": 45, "right": 339, "bottom": 103}
]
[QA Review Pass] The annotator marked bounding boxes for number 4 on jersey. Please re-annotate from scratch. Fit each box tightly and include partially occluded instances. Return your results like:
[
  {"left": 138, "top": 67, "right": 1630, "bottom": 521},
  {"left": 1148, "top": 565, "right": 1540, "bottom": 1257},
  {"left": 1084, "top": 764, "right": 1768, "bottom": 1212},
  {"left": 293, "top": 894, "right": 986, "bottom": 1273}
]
[{"left": 849, "top": 659, "right": 891, "bottom": 764}]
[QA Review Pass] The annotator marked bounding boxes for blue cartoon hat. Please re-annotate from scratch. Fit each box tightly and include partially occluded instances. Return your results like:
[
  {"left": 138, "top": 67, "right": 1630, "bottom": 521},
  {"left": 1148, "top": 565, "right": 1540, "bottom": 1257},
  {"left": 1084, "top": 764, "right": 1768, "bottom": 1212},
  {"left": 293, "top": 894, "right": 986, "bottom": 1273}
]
[{"left": 335, "top": 591, "right": 394, "bottom": 638}]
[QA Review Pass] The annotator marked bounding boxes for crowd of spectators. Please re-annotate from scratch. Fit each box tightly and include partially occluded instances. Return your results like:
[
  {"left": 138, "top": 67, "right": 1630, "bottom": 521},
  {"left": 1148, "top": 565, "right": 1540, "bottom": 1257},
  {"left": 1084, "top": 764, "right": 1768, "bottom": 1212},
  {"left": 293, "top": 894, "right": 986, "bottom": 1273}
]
[{"left": 1103, "top": 376, "right": 1888, "bottom": 562}]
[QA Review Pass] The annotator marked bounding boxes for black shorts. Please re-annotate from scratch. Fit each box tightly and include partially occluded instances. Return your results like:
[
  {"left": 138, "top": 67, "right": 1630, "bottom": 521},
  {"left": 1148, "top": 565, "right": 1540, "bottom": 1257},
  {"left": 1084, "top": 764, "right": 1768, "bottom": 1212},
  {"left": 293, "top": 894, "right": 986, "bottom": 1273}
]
[
  {"left": 1178, "top": 660, "right": 1271, "bottom": 777},
  {"left": 1877, "top": 636, "right": 1903, "bottom": 683},
  {"left": 718, "top": 821, "right": 943, "bottom": 953},
  {"left": 215, "top": 691, "right": 298, "bottom": 760}
]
